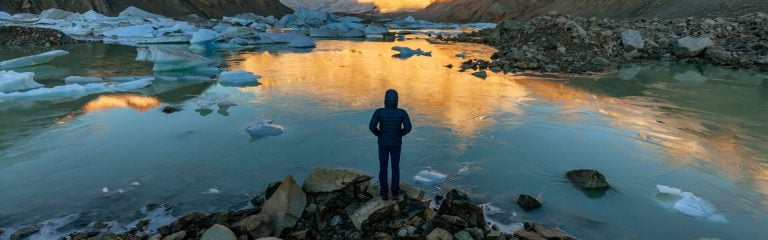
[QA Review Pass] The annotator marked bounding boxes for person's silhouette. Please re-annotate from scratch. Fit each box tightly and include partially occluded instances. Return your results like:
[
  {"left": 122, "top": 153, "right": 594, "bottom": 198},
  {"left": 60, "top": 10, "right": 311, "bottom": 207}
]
[{"left": 369, "top": 89, "right": 412, "bottom": 200}]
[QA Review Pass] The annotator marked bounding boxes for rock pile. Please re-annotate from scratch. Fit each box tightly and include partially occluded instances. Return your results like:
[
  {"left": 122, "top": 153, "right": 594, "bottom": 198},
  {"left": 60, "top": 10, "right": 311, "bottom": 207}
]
[
  {"left": 446, "top": 13, "right": 768, "bottom": 73},
  {"left": 63, "top": 167, "right": 576, "bottom": 240},
  {"left": 0, "top": 26, "right": 75, "bottom": 48}
]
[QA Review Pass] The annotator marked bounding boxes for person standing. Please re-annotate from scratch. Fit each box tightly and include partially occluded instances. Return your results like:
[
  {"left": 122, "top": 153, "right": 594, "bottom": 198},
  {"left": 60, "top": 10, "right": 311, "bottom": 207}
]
[{"left": 369, "top": 89, "right": 412, "bottom": 200}]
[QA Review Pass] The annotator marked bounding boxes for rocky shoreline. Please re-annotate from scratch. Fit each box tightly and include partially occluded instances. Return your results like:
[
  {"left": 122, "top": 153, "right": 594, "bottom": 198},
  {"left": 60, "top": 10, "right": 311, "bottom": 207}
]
[
  {"left": 444, "top": 13, "right": 768, "bottom": 74},
  {"left": 7, "top": 168, "right": 584, "bottom": 240},
  {"left": 0, "top": 26, "right": 76, "bottom": 48}
]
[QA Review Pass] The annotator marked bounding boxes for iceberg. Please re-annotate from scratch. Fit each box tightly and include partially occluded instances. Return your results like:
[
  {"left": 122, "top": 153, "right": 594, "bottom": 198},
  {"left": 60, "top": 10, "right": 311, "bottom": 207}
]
[
  {"left": 118, "top": 6, "right": 166, "bottom": 19},
  {"left": 0, "top": 83, "right": 107, "bottom": 99},
  {"left": 154, "top": 22, "right": 198, "bottom": 36},
  {"left": 391, "top": 46, "right": 432, "bottom": 58},
  {"left": 414, "top": 169, "right": 447, "bottom": 186},
  {"left": 135, "top": 47, "right": 212, "bottom": 71},
  {"left": 190, "top": 29, "right": 219, "bottom": 45},
  {"left": 245, "top": 120, "right": 285, "bottom": 140},
  {"left": 0, "top": 71, "right": 43, "bottom": 93},
  {"left": 112, "top": 77, "right": 153, "bottom": 91},
  {"left": 64, "top": 76, "right": 104, "bottom": 84},
  {"left": 136, "top": 35, "right": 192, "bottom": 44},
  {"left": 656, "top": 185, "right": 727, "bottom": 222},
  {"left": 287, "top": 36, "right": 316, "bottom": 48},
  {"left": 0, "top": 50, "right": 69, "bottom": 70},
  {"left": 364, "top": 23, "right": 388, "bottom": 35},
  {"left": 79, "top": 10, "right": 108, "bottom": 21},
  {"left": 39, "top": 9, "right": 79, "bottom": 20},
  {"left": 0, "top": 11, "right": 11, "bottom": 20},
  {"left": 103, "top": 24, "right": 154, "bottom": 38},
  {"left": 218, "top": 70, "right": 261, "bottom": 85}
]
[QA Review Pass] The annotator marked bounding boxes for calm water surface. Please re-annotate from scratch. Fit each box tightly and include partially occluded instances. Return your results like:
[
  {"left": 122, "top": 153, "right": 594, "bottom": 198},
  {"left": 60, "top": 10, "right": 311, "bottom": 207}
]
[{"left": 0, "top": 39, "right": 767, "bottom": 239}]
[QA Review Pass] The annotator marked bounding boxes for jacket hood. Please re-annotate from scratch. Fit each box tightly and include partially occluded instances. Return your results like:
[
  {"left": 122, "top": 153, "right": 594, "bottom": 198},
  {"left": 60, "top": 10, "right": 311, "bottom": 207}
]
[{"left": 384, "top": 89, "right": 398, "bottom": 109}]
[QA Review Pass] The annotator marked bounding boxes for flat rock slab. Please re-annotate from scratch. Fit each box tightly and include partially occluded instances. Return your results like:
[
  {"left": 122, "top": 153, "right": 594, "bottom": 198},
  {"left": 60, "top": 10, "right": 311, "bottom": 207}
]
[
  {"left": 260, "top": 175, "right": 307, "bottom": 236},
  {"left": 302, "top": 167, "right": 372, "bottom": 193},
  {"left": 565, "top": 169, "right": 610, "bottom": 189},
  {"left": 350, "top": 198, "right": 399, "bottom": 230}
]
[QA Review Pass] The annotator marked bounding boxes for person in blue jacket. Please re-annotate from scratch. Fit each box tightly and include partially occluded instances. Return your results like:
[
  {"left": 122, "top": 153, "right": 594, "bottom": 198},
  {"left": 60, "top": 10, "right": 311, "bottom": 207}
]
[{"left": 369, "top": 89, "right": 412, "bottom": 200}]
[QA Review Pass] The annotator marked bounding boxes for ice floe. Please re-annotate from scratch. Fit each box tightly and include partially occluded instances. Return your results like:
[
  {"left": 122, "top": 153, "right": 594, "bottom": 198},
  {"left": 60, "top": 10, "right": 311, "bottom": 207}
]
[
  {"left": 287, "top": 35, "right": 317, "bottom": 48},
  {"left": 0, "top": 50, "right": 69, "bottom": 70},
  {"left": 135, "top": 47, "right": 212, "bottom": 71},
  {"left": 414, "top": 169, "right": 447, "bottom": 186},
  {"left": 218, "top": 70, "right": 261, "bottom": 86},
  {"left": 0, "top": 71, "right": 43, "bottom": 93},
  {"left": 656, "top": 185, "right": 727, "bottom": 222},
  {"left": 0, "top": 11, "right": 12, "bottom": 20},
  {"left": 64, "top": 76, "right": 104, "bottom": 84},
  {"left": 190, "top": 29, "right": 220, "bottom": 46},
  {"left": 391, "top": 46, "right": 432, "bottom": 58},
  {"left": 246, "top": 120, "right": 285, "bottom": 140},
  {"left": 103, "top": 24, "right": 154, "bottom": 38},
  {"left": 0, "top": 78, "right": 152, "bottom": 100}
]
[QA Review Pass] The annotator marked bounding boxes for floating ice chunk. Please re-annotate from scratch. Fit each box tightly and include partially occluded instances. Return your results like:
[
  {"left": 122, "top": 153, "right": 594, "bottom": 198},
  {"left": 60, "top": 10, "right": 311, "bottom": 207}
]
[
  {"left": 112, "top": 78, "right": 153, "bottom": 91},
  {"left": 135, "top": 47, "right": 212, "bottom": 71},
  {"left": 106, "top": 76, "right": 154, "bottom": 82},
  {"left": 129, "top": 181, "right": 141, "bottom": 186},
  {"left": 103, "top": 24, "right": 154, "bottom": 38},
  {"left": 0, "top": 71, "right": 43, "bottom": 93},
  {"left": 365, "top": 23, "right": 388, "bottom": 35},
  {"left": 391, "top": 46, "right": 432, "bottom": 58},
  {"left": 218, "top": 70, "right": 261, "bottom": 85},
  {"left": 0, "top": 83, "right": 107, "bottom": 99},
  {"left": 287, "top": 36, "right": 316, "bottom": 48},
  {"left": 79, "top": 10, "right": 108, "bottom": 21},
  {"left": 118, "top": 6, "right": 166, "bottom": 19},
  {"left": 190, "top": 29, "right": 219, "bottom": 45},
  {"left": 246, "top": 120, "right": 285, "bottom": 140},
  {"left": 0, "top": 11, "right": 11, "bottom": 20},
  {"left": 137, "top": 35, "right": 192, "bottom": 44},
  {"left": 0, "top": 50, "right": 69, "bottom": 70},
  {"left": 656, "top": 185, "right": 727, "bottom": 222},
  {"left": 154, "top": 22, "right": 198, "bottom": 36},
  {"left": 205, "top": 186, "right": 221, "bottom": 194},
  {"left": 255, "top": 33, "right": 305, "bottom": 44},
  {"left": 64, "top": 76, "right": 104, "bottom": 84},
  {"left": 102, "top": 186, "right": 109, "bottom": 193},
  {"left": 414, "top": 169, "right": 447, "bottom": 186}
]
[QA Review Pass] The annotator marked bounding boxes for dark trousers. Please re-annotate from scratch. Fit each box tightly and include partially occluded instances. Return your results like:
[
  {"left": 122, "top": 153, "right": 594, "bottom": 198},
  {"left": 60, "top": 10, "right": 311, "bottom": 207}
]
[{"left": 378, "top": 144, "right": 402, "bottom": 196}]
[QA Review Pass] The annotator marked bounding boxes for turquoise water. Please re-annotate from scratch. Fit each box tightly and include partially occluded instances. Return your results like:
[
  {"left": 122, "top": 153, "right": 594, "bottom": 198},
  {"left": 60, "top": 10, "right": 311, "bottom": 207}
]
[{"left": 0, "top": 40, "right": 767, "bottom": 239}]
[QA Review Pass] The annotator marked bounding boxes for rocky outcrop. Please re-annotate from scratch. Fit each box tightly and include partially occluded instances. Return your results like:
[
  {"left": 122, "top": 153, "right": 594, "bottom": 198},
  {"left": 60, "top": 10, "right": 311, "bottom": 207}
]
[
  {"left": 566, "top": 169, "right": 610, "bottom": 189},
  {"left": 415, "top": 0, "right": 768, "bottom": 23},
  {"left": 0, "top": 0, "right": 293, "bottom": 19},
  {"left": 0, "top": 26, "right": 75, "bottom": 48}
]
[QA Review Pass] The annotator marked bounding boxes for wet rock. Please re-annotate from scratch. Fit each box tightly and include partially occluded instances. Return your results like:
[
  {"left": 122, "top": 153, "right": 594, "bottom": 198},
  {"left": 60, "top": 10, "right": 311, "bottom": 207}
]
[
  {"left": 515, "top": 230, "right": 546, "bottom": 240},
  {"left": 438, "top": 189, "right": 486, "bottom": 228},
  {"left": 472, "top": 70, "right": 488, "bottom": 79},
  {"left": 161, "top": 212, "right": 208, "bottom": 235},
  {"left": 620, "top": 29, "right": 644, "bottom": 51},
  {"left": 260, "top": 175, "right": 307, "bottom": 236},
  {"left": 302, "top": 167, "right": 372, "bottom": 193},
  {"left": 232, "top": 214, "right": 273, "bottom": 238},
  {"left": 426, "top": 228, "right": 454, "bottom": 240},
  {"left": 162, "top": 231, "right": 186, "bottom": 240},
  {"left": 486, "top": 230, "right": 506, "bottom": 240},
  {"left": 10, "top": 225, "right": 40, "bottom": 240},
  {"left": 265, "top": 181, "right": 282, "bottom": 199},
  {"left": 350, "top": 198, "right": 400, "bottom": 230},
  {"left": 566, "top": 169, "right": 610, "bottom": 189},
  {"left": 673, "top": 37, "right": 715, "bottom": 58},
  {"left": 162, "top": 105, "right": 183, "bottom": 114},
  {"left": 201, "top": 224, "right": 237, "bottom": 240},
  {"left": 531, "top": 223, "right": 576, "bottom": 240},
  {"left": 517, "top": 194, "right": 542, "bottom": 211}
]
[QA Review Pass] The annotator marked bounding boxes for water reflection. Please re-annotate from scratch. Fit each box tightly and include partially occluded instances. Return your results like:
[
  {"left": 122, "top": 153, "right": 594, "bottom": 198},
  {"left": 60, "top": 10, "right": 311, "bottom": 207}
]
[{"left": 83, "top": 94, "right": 161, "bottom": 112}]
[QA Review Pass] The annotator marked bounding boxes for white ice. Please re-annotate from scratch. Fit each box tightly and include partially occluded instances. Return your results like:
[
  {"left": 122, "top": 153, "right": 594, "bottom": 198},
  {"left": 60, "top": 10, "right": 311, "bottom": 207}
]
[
  {"left": 287, "top": 35, "right": 317, "bottom": 48},
  {"left": 0, "top": 71, "right": 43, "bottom": 93},
  {"left": 78, "top": 10, "right": 108, "bottom": 21},
  {"left": 112, "top": 77, "right": 153, "bottom": 91},
  {"left": 246, "top": 120, "right": 285, "bottom": 140},
  {"left": 190, "top": 29, "right": 219, "bottom": 45},
  {"left": 135, "top": 47, "right": 212, "bottom": 71},
  {"left": 364, "top": 23, "right": 388, "bottom": 35},
  {"left": 0, "top": 78, "right": 151, "bottom": 100},
  {"left": 218, "top": 70, "right": 261, "bottom": 85},
  {"left": 39, "top": 9, "right": 79, "bottom": 20},
  {"left": 392, "top": 46, "right": 432, "bottom": 58},
  {"left": 656, "top": 185, "right": 728, "bottom": 222},
  {"left": 414, "top": 169, "right": 447, "bottom": 186},
  {"left": 137, "top": 35, "right": 192, "bottom": 44},
  {"left": 0, "top": 11, "right": 12, "bottom": 20},
  {"left": 64, "top": 76, "right": 104, "bottom": 84},
  {"left": 0, "top": 50, "right": 69, "bottom": 70},
  {"left": 118, "top": 6, "right": 166, "bottom": 19},
  {"left": 103, "top": 24, "right": 154, "bottom": 38}
]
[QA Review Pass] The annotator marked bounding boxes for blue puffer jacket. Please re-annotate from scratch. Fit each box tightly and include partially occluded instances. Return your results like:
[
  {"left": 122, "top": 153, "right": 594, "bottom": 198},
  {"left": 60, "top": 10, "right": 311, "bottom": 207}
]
[{"left": 369, "top": 89, "right": 412, "bottom": 146}]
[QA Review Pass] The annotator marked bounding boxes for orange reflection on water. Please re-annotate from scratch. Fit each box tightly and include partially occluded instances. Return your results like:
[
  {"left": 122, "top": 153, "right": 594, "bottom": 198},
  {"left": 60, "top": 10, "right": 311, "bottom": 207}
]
[
  {"left": 231, "top": 40, "right": 528, "bottom": 138},
  {"left": 357, "top": 0, "right": 437, "bottom": 12},
  {"left": 83, "top": 94, "right": 161, "bottom": 112}
]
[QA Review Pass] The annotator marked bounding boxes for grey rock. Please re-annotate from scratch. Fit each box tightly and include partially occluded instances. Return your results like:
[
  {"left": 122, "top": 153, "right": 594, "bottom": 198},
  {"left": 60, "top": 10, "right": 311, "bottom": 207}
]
[
  {"left": 515, "top": 231, "right": 546, "bottom": 240},
  {"left": 621, "top": 29, "right": 645, "bottom": 51},
  {"left": 350, "top": 198, "right": 399, "bottom": 230},
  {"left": 427, "top": 228, "right": 454, "bottom": 240},
  {"left": 162, "top": 231, "right": 186, "bottom": 240},
  {"left": 438, "top": 189, "right": 486, "bottom": 228},
  {"left": 302, "top": 167, "right": 372, "bottom": 193},
  {"left": 517, "top": 194, "right": 542, "bottom": 211},
  {"left": 399, "top": 183, "right": 425, "bottom": 200},
  {"left": 397, "top": 228, "right": 409, "bottom": 238},
  {"left": 10, "top": 225, "right": 40, "bottom": 240},
  {"left": 704, "top": 48, "right": 733, "bottom": 63},
  {"left": 673, "top": 37, "right": 715, "bottom": 57},
  {"left": 260, "top": 175, "right": 307, "bottom": 236},
  {"left": 464, "top": 228, "right": 484, "bottom": 240},
  {"left": 232, "top": 214, "right": 273, "bottom": 238},
  {"left": 566, "top": 169, "right": 610, "bottom": 189},
  {"left": 532, "top": 224, "right": 576, "bottom": 240},
  {"left": 486, "top": 230, "right": 506, "bottom": 240},
  {"left": 201, "top": 224, "right": 237, "bottom": 240},
  {"left": 454, "top": 231, "right": 473, "bottom": 240},
  {"left": 591, "top": 57, "right": 611, "bottom": 65},
  {"left": 472, "top": 70, "right": 488, "bottom": 79}
]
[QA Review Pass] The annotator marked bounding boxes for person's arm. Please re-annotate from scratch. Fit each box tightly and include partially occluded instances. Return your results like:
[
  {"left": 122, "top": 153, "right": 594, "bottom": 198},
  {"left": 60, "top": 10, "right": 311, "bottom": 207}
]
[
  {"left": 401, "top": 110, "right": 412, "bottom": 136},
  {"left": 369, "top": 109, "right": 381, "bottom": 136}
]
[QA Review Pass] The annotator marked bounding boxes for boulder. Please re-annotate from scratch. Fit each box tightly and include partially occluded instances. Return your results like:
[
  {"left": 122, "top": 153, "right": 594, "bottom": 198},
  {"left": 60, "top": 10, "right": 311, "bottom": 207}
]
[
  {"left": 673, "top": 37, "right": 715, "bottom": 58},
  {"left": 590, "top": 57, "right": 611, "bottom": 65},
  {"left": 437, "top": 189, "right": 486, "bottom": 228},
  {"left": 201, "top": 224, "right": 237, "bottom": 240},
  {"left": 704, "top": 48, "right": 733, "bottom": 63},
  {"left": 162, "top": 231, "right": 186, "bottom": 240},
  {"left": 426, "top": 228, "right": 453, "bottom": 240},
  {"left": 260, "top": 175, "right": 307, "bottom": 236},
  {"left": 486, "top": 231, "right": 506, "bottom": 240},
  {"left": 232, "top": 214, "right": 273, "bottom": 238},
  {"left": 302, "top": 167, "right": 372, "bottom": 193},
  {"left": 453, "top": 231, "right": 473, "bottom": 240},
  {"left": 350, "top": 198, "right": 400, "bottom": 230},
  {"left": 517, "top": 194, "right": 542, "bottom": 211},
  {"left": 620, "top": 29, "right": 645, "bottom": 51},
  {"left": 472, "top": 70, "right": 488, "bottom": 79},
  {"left": 565, "top": 169, "right": 610, "bottom": 189},
  {"left": 515, "top": 231, "right": 546, "bottom": 240},
  {"left": 399, "top": 183, "right": 425, "bottom": 200}
]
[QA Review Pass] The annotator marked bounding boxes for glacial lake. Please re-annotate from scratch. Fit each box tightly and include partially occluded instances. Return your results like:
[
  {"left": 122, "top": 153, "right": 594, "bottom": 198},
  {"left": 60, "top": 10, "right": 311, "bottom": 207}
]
[{"left": 1, "top": 38, "right": 767, "bottom": 240}]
